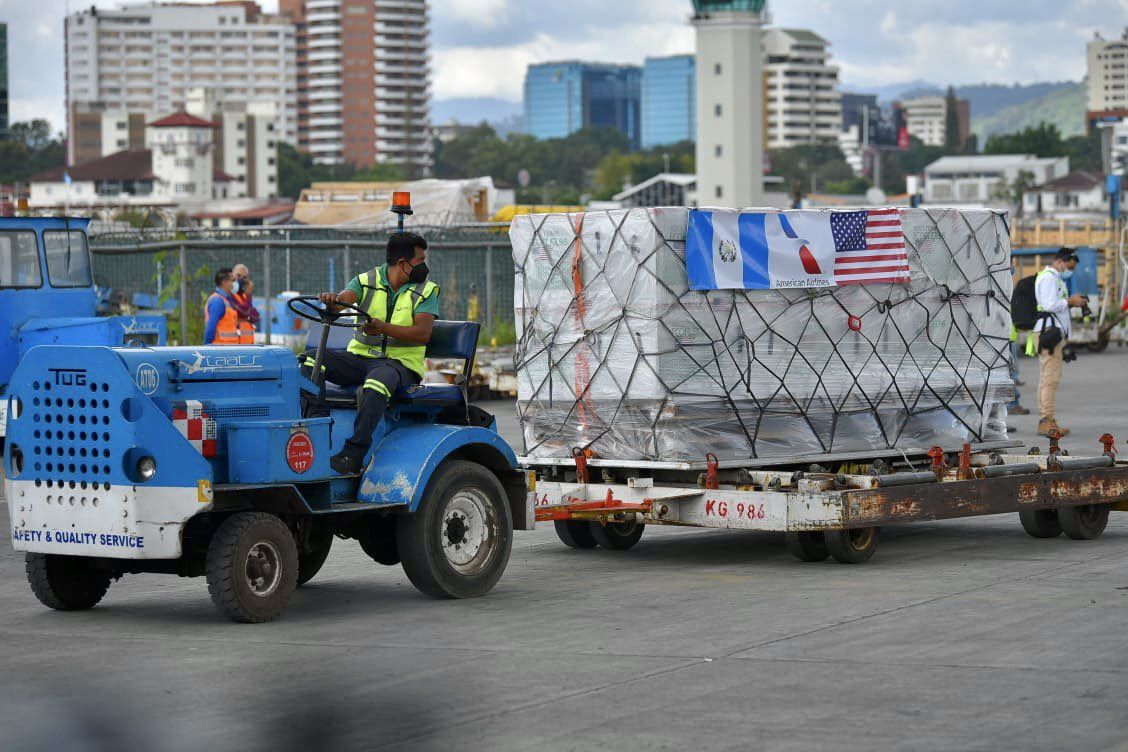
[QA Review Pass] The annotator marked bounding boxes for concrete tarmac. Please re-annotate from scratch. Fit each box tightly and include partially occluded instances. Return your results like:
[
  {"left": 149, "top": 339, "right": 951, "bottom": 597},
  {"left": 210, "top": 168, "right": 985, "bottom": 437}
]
[{"left": 1, "top": 348, "right": 1126, "bottom": 751}]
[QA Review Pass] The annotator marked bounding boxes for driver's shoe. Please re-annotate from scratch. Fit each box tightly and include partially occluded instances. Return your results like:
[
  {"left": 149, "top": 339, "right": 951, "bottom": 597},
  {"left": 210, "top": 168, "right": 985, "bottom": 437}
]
[{"left": 330, "top": 451, "right": 364, "bottom": 476}]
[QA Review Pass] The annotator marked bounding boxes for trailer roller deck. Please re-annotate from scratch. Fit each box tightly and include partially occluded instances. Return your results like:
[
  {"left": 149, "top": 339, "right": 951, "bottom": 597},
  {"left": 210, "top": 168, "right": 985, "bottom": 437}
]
[{"left": 523, "top": 432, "right": 1128, "bottom": 563}]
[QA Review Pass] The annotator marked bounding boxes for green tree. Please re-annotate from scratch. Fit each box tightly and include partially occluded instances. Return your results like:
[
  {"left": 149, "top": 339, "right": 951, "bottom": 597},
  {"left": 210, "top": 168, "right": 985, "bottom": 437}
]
[
  {"left": 944, "top": 85, "right": 962, "bottom": 151},
  {"left": 879, "top": 136, "right": 946, "bottom": 195},
  {"left": 1064, "top": 130, "right": 1102, "bottom": 173},
  {"left": 353, "top": 162, "right": 408, "bottom": 182},
  {"left": 0, "top": 119, "right": 65, "bottom": 185},
  {"left": 993, "top": 170, "right": 1036, "bottom": 217},
  {"left": 9, "top": 120, "right": 54, "bottom": 151},
  {"left": 276, "top": 142, "right": 358, "bottom": 199},
  {"left": 431, "top": 125, "right": 634, "bottom": 204},
  {"left": 592, "top": 141, "right": 694, "bottom": 200},
  {"left": 983, "top": 123, "right": 1066, "bottom": 157},
  {"left": 768, "top": 144, "right": 862, "bottom": 196}
]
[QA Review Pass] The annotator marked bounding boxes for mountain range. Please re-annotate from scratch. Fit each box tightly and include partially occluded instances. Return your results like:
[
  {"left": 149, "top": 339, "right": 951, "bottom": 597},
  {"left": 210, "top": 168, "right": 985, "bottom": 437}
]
[
  {"left": 435, "top": 80, "right": 1087, "bottom": 144},
  {"left": 849, "top": 80, "right": 1087, "bottom": 141}
]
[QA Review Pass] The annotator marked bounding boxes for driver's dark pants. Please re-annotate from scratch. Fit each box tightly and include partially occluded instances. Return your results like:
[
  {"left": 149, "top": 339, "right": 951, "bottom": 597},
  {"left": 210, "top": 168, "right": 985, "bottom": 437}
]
[{"left": 301, "top": 351, "right": 420, "bottom": 458}]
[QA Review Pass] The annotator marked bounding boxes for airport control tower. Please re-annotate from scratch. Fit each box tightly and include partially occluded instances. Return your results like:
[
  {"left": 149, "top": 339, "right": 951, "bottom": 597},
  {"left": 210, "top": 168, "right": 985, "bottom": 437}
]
[{"left": 691, "top": 0, "right": 767, "bottom": 208}]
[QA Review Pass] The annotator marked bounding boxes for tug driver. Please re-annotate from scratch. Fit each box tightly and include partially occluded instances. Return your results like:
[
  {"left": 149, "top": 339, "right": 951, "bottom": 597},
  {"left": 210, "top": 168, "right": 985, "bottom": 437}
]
[{"left": 302, "top": 232, "right": 439, "bottom": 474}]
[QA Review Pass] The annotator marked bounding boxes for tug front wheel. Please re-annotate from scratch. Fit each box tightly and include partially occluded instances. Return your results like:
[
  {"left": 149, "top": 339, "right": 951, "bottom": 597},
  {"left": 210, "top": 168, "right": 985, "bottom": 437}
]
[
  {"left": 397, "top": 460, "right": 513, "bottom": 599},
  {"left": 206, "top": 512, "right": 299, "bottom": 623},
  {"left": 26, "top": 554, "right": 113, "bottom": 611}
]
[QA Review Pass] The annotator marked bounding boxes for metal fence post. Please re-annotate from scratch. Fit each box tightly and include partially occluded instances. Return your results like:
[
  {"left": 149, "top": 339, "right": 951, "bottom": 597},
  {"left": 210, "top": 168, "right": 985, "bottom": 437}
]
[
  {"left": 263, "top": 244, "right": 272, "bottom": 343},
  {"left": 285, "top": 228, "right": 292, "bottom": 291},
  {"left": 178, "top": 244, "right": 188, "bottom": 346},
  {"left": 343, "top": 244, "right": 351, "bottom": 288},
  {"left": 485, "top": 244, "right": 494, "bottom": 327}
]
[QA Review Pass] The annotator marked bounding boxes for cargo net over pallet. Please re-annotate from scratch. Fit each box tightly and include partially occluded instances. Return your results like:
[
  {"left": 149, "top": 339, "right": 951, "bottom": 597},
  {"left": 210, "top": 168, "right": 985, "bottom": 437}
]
[{"left": 511, "top": 207, "right": 1016, "bottom": 465}]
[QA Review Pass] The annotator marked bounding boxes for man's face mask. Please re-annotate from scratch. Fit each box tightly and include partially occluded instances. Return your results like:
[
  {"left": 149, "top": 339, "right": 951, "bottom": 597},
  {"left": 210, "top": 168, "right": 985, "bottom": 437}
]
[
  {"left": 405, "top": 260, "right": 429, "bottom": 284},
  {"left": 1062, "top": 269, "right": 1074, "bottom": 280}
]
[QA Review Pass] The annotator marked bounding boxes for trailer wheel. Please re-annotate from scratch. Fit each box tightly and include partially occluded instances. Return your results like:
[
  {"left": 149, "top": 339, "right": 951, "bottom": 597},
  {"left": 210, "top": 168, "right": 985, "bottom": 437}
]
[
  {"left": 824, "top": 527, "right": 879, "bottom": 564},
  {"left": 1018, "top": 509, "right": 1062, "bottom": 538},
  {"left": 785, "top": 531, "right": 829, "bottom": 562},
  {"left": 398, "top": 460, "right": 513, "bottom": 599},
  {"left": 589, "top": 519, "right": 645, "bottom": 550},
  {"left": 297, "top": 532, "right": 333, "bottom": 587},
  {"left": 554, "top": 520, "right": 598, "bottom": 549},
  {"left": 206, "top": 512, "right": 299, "bottom": 623},
  {"left": 26, "top": 554, "right": 113, "bottom": 611},
  {"left": 1057, "top": 504, "right": 1110, "bottom": 541}
]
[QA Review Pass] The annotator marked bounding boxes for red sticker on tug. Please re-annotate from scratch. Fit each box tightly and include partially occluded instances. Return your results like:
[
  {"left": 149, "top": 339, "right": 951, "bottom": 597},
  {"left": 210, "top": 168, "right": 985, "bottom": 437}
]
[{"left": 286, "top": 431, "right": 315, "bottom": 474}]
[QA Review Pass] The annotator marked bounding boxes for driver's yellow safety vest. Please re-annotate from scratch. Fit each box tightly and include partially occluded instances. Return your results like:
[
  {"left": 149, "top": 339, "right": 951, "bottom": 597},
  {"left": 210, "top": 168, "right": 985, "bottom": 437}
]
[{"left": 347, "top": 266, "right": 438, "bottom": 378}]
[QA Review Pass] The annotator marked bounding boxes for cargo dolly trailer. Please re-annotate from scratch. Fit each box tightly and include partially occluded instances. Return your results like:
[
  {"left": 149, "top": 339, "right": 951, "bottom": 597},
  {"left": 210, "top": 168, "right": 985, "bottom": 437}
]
[{"left": 526, "top": 433, "right": 1128, "bottom": 563}]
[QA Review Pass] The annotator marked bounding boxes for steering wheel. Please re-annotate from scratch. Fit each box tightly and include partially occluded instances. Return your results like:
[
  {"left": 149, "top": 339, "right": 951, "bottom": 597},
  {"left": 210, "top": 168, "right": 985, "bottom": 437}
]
[{"left": 287, "top": 295, "right": 371, "bottom": 328}]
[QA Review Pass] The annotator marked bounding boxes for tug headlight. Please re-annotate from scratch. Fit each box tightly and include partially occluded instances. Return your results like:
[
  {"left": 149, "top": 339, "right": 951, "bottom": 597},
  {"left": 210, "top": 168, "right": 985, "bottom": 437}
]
[{"left": 137, "top": 456, "right": 157, "bottom": 482}]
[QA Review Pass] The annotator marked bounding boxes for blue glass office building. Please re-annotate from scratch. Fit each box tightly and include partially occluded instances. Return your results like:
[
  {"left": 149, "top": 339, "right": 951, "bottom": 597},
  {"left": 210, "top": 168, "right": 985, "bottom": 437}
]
[
  {"left": 641, "top": 55, "right": 695, "bottom": 149},
  {"left": 524, "top": 62, "right": 642, "bottom": 148}
]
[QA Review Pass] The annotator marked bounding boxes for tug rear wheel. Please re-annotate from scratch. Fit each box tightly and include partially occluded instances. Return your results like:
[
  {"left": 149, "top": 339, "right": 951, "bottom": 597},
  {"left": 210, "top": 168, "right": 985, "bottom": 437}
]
[
  {"left": 1019, "top": 509, "right": 1062, "bottom": 538},
  {"left": 297, "top": 531, "right": 333, "bottom": 586},
  {"left": 786, "top": 531, "right": 830, "bottom": 562},
  {"left": 554, "top": 520, "right": 598, "bottom": 549},
  {"left": 206, "top": 512, "right": 299, "bottom": 623},
  {"left": 1057, "top": 504, "right": 1110, "bottom": 541},
  {"left": 824, "top": 527, "right": 879, "bottom": 564},
  {"left": 26, "top": 554, "right": 113, "bottom": 611},
  {"left": 589, "top": 519, "right": 645, "bottom": 550},
  {"left": 397, "top": 460, "right": 512, "bottom": 599}
]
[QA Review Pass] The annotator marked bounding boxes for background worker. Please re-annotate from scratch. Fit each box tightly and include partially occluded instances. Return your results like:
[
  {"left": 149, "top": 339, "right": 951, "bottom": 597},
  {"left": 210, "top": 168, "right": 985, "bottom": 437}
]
[
  {"left": 1031, "top": 248, "right": 1085, "bottom": 437},
  {"left": 304, "top": 232, "right": 440, "bottom": 474},
  {"left": 230, "top": 263, "right": 261, "bottom": 339},
  {"left": 203, "top": 268, "right": 254, "bottom": 345}
]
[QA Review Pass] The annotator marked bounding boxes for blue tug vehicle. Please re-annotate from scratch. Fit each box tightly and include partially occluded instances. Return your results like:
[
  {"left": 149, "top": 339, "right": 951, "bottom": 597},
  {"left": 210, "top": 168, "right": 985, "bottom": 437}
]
[{"left": 3, "top": 209, "right": 531, "bottom": 622}]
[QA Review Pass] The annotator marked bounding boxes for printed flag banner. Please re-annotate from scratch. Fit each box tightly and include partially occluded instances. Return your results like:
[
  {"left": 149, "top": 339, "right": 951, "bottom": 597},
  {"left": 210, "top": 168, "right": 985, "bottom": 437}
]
[{"left": 686, "top": 208, "right": 910, "bottom": 290}]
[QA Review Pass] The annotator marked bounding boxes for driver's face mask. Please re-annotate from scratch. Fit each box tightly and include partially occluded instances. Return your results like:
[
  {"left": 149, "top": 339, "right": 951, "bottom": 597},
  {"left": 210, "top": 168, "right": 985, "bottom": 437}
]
[{"left": 404, "top": 259, "right": 429, "bottom": 284}]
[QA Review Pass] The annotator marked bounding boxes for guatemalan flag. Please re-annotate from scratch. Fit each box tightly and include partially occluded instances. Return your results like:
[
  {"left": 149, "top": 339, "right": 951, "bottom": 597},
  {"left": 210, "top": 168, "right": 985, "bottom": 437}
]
[{"left": 686, "top": 209, "right": 910, "bottom": 290}]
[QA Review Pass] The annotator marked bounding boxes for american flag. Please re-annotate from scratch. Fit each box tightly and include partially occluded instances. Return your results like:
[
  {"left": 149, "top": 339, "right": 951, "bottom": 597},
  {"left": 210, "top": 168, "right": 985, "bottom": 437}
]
[{"left": 829, "top": 209, "right": 911, "bottom": 285}]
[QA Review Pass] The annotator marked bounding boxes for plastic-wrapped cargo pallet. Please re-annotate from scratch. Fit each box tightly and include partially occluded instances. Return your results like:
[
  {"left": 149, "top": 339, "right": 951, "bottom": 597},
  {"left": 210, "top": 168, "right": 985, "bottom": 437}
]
[{"left": 511, "top": 207, "right": 1015, "bottom": 464}]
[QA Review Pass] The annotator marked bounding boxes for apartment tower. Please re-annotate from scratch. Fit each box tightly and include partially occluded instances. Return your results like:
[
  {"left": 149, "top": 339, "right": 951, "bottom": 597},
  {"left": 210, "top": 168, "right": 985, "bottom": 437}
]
[
  {"left": 763, "top": 28, "right": 842, "bottom": 149},
  {"left": 280, "top": 0, "right": 432, "bottom": 172},
  {"left": 64, "top": 2, "right": 297, "bottom": 165},
  {"left": 1086, "top": 28, "right": 1128, "bottom": 130}
]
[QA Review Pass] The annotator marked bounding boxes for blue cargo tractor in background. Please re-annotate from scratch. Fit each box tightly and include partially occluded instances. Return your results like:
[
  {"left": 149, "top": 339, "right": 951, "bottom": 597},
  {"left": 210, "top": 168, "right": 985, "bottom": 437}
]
[
  {"left": 0, "top": 217, "right": 166, "bottom": 448},
  {"left": 3, "top": 213, "right": 532, "bottom": 623}
]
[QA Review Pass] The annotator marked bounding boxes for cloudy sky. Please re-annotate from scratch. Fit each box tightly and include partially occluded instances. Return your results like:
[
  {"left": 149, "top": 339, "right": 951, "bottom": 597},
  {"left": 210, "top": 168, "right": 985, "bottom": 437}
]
[{"left": 3, "top": 0, "right": 1124, "bottom": 132}]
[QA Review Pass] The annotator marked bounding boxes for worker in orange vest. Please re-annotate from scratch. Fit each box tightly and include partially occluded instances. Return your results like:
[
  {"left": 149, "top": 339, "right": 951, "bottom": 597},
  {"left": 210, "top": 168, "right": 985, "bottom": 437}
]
[
  {"left": 231, "top": 263, "right": 261, "bottom": 339},
  {"left": 204, "top": 268, "right": 254, "bottom": 345}
]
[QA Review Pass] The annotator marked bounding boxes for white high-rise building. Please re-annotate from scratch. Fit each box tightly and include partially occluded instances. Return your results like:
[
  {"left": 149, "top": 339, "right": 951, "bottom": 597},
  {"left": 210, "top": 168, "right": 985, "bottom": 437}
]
[
  {"left": 691, "top": 0, "right": 766, "bottom": 207},
  {"left": 281, "top": 0, "right": 432, "bottom": 171},
  {"left": 64, "top": 2, "right": 297, "bottom": 165},
  {"left": 763, "top": 28, "right": 842, "bottom": 149},
  {"left": 187, "top": 88, "right": 279, "bottom": 199},
  {"left": 1087, "top": 29, "right": 1128, "bottom": 115},
  {"left": 900, "top": 95, "right": 947, "bottom": 147}
]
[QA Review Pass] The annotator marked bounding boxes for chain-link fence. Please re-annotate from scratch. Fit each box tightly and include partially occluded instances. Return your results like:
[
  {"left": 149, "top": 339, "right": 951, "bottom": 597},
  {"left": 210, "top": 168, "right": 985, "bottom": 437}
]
[{"left": 89, "top": 224, "right": 516, "bottom": 344}]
